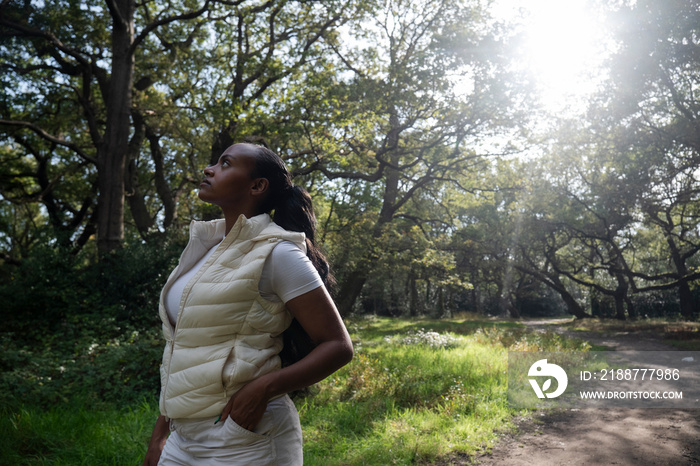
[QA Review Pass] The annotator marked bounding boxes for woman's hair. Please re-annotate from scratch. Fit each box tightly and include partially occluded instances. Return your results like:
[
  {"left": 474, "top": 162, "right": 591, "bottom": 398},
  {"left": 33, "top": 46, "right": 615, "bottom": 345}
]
[
  {"left": 250, "top": 145, "right": 335, "bottom": 289},
  {"left": 248, "top": 144, "right": 335, "bottom": 376}
]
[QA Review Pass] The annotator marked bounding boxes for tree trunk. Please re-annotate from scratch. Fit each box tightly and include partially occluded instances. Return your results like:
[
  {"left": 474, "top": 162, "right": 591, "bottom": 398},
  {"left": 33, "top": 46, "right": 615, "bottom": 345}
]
[
  {"left": 613, "top": 271, "right": 629, "bottom": 320},
  {"left": 125, "top": 157, "right": 154, "bottom": 237},
  {"left": 97, "top": 0, "right": 134, "bottom": 254},
  {"left": 497, "top": 279, "right": 519, "bottom": 318},
  {"left": 211, "top": 121, "right": 237, "bottom": 166},
  {"left": 434, "top": 287, "right": 444, "bottom": 317},
  {"left": 678, "top": 281, "right": 695, "bottom": 319},
  {"left": 335, "top": 111, "right": 402, "bottom": 315},
  {"left": 336, "top": 268, "right": 369, "bottom": 316},
  {"left": 559, "top": 290, "right": 590, "bottom": 319},
  {"left": 667, "top": 236, "right": 697, "bottom": 319},
  {"left": 501, "top": 294, "right": 520, "bottom": 318},
  {"left": 591, "top": 291, "right": 602, "bottom": 317},
  {"left": 547, "top": 273, "right": 589, "bottom": 318},
  {"left": 148, "top": 127, "right": 178, "bottom": 230},
  {"left": 409, "top": 272, "right": 419, "bottom": 317},
  {"left": 613, "top": 293, "right": 626, "bottom": 320},
  {"left": 624, "top": 293, "right": 637, "bottom": 319},
  {"left": 518, "top": 265, "right": 591, "bottom": 319},
  {"left": 125, "top": 112, "right": 153, "bottom": 237}
]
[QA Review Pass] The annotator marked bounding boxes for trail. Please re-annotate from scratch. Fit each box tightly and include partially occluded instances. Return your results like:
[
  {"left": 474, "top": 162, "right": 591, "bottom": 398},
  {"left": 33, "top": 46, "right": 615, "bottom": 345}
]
[{"left": 471, "top": 321, "right": 700, "bottom": 465}]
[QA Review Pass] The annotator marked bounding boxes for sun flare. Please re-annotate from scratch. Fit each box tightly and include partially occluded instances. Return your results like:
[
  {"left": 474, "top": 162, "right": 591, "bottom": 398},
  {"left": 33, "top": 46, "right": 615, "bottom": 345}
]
[{"left": 496, "top": 0, "right": 610, "bottom": 112}]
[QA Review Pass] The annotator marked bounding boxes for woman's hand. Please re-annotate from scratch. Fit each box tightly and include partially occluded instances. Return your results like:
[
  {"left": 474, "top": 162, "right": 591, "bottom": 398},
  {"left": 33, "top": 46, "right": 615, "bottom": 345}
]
[{"left": 219, "top": 377, "right": 269, "bottom": 431}]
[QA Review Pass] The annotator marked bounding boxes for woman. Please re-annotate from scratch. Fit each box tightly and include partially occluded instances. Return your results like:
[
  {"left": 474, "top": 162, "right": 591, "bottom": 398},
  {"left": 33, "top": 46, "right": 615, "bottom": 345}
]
[{"left": 143, "top": 143, "right": 354, "bottom": 465}]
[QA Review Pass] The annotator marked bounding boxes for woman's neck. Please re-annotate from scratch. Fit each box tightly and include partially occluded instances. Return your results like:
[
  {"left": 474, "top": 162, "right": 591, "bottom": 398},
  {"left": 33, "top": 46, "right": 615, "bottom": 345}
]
[{"left": 222, "top": 205, "right": 258, "bottom": 235}]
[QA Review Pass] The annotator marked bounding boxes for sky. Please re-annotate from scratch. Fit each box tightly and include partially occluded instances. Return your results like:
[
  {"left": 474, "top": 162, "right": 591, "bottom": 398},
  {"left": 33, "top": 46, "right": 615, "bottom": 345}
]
[{"left": 492, "top": 0, "right": 612, "bottom": 114}]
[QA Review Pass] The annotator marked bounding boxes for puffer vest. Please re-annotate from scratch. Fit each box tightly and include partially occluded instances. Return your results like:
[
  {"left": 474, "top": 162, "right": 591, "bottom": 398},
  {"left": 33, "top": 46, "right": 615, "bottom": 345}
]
[{"left": 158, "top": 214, "right": 306, "bottom": 419}]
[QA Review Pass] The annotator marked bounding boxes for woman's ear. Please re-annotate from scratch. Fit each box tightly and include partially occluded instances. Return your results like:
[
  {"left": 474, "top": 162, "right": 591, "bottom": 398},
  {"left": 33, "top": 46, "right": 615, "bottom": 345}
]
[{"left": 250, "top": 177, "right": 269, "bottom": 198}]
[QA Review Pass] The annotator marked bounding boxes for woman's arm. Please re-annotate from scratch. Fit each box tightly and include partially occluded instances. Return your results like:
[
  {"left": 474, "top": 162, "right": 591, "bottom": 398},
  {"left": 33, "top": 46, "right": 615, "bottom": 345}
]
[
  {"left": 218, "top": 285, "right": 353, "bottom": 430},
  {"left": 143, "top": 415, "right": 169, "bottom": 465}
]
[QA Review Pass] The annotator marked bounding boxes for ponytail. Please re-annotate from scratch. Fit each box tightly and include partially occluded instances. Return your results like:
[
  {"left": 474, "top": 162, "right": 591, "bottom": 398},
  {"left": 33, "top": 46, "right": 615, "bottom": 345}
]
[
  {"left": 250, "top": 145, "right": 335, "bottom": 289},
  {"left": 249, "top": 144, "right": 335, "bottom": 381}
]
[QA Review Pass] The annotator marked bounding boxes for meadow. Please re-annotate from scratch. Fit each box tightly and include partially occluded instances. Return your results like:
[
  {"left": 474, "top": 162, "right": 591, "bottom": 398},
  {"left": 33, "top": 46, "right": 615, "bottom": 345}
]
[{"left": 1, "top": 315, "right": 591, "bottom": 465}]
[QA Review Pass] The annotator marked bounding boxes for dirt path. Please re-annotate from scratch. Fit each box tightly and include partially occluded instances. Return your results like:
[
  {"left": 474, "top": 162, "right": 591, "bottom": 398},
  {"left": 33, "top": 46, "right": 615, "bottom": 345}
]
[{"left": 472, "top": 323, "right": 700, "bottom": 465}]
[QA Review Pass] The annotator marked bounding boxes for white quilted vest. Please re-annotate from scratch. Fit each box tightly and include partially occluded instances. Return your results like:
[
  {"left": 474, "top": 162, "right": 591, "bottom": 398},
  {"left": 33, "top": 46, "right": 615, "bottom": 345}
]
[{"left": 158, "top": 214, "right": 306, "bottom": 419}]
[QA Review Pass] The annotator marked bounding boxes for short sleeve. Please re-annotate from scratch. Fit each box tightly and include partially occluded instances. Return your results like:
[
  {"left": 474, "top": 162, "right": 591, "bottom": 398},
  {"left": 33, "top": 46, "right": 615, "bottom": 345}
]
[{"left": 259, "top": 241, "right": 324, "bottom": 303}]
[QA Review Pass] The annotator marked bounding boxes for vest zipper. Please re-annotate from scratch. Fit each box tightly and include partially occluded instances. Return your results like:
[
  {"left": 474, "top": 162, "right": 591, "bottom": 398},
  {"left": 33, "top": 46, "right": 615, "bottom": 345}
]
[{"left": 161, "top": 222, "right": 242, "bottom": 417}]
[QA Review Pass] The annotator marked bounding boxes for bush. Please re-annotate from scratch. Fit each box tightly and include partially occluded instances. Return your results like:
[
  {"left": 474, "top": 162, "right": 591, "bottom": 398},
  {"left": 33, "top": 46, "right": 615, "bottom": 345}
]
[
  {"left": 0, "top": 238, "right": 183, "bottom": 409},
  {"left": 392, "top": 329, "right": 459, "bottom": 348}
]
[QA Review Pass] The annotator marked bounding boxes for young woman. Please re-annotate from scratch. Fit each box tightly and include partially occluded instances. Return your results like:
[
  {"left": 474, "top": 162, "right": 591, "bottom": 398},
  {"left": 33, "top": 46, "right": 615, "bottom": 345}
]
[{"left": 143, "top": 143, "right": 354, "bottom": 465}]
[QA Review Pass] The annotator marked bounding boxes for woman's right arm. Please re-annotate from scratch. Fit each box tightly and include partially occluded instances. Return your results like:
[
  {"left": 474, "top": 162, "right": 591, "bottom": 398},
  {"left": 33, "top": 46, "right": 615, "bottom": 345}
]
[{"left": 143, "top": 415, "right": 169, "bottom": 466}]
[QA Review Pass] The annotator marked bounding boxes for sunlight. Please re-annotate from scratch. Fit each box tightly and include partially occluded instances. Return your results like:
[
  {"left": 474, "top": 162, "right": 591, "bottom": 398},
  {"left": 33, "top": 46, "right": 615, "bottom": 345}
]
[{"left": 494, "top": 0, "right": 610, "bottom": 113}]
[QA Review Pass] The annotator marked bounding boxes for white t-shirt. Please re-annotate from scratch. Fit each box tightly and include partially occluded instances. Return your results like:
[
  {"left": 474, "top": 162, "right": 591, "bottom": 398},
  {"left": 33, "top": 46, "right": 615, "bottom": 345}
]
[{"left": 164, "top": 241, "right": 323, "bottom": 326}]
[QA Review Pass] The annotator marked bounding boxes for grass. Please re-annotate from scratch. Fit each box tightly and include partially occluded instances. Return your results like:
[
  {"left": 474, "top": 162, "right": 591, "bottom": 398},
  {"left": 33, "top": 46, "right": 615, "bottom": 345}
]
[
  {"left": 0, "top": 400, "right": 159, "bottom": 465},
  {"left": 298, "top": 315, "right": 589, "bottom": 465},
  {"left": 0, "top": 314, "right": 591, "bottom": 465}
]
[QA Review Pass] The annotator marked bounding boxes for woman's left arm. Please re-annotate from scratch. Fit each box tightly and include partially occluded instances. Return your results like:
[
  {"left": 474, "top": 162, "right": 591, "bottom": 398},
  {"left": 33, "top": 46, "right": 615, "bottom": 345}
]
[{"left": 219, "top": 285, "right": 353, "bottom": 430}]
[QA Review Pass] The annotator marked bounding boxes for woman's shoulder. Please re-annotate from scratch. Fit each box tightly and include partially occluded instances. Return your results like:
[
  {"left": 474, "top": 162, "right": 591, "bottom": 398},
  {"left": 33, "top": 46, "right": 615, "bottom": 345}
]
[
  {"left": 269, "top": 240, "right": 307, "bottom": 262},
  {"left": 259, "top": 221, "right": 307, "bottom": 252},
  {"left": 264, "top": 240, "right": 323, "bottom": 303}
]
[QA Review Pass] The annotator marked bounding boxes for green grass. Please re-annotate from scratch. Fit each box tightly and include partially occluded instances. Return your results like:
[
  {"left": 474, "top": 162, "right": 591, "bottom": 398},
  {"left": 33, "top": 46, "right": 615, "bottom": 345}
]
[
  {"left": 0, "top": 400, "right": 159, "bottom": 465},
  {"left": 298, "top": 315, "right": 589, "bottom": 465},
  {"left": 1, "top": 314, "right": 590, "bottom": 465}
]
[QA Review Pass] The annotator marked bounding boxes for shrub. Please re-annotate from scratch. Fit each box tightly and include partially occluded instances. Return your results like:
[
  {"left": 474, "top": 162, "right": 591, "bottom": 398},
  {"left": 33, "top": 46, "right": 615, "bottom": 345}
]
[
  {"left": 0, "top": 238, "right": 182, "bottom": 409},
  {"left": 391, "top": 328, "right": 459, "bottom": 349}
]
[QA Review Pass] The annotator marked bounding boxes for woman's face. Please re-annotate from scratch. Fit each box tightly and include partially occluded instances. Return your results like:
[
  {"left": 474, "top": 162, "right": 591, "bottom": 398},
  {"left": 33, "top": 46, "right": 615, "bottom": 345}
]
[{"left": 198, "top": 144, "right": 260, "bottom": 208}]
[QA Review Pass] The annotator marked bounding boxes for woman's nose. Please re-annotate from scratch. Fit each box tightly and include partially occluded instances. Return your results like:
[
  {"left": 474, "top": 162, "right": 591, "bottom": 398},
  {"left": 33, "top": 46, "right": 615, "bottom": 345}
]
[{"left": 203, "top": 165, "right": 214, "bottom": 176}]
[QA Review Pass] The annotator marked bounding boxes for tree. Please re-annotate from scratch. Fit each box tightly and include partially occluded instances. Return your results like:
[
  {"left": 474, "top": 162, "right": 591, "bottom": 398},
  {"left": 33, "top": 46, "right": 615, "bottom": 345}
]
[
  {"left": 0, "top": 0, "right": 214, "bottom": 254},
  {"left": 0, "top": 0, "right": 354, "bottom": 257},
  {"left": 205, "top": 1, "right": 354, "bottom": 165},
  {"left": 587, "top": 0, "right": 700, "bottom": 317},
  {"left": 285, "top": 0, "right": 529, "bottom": 315}
]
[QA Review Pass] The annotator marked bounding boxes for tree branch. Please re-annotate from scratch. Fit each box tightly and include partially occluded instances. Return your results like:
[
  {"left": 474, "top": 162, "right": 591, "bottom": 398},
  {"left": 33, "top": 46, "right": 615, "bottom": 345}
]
[
  {"left": 0, "top": 119, "right": 96, "bottom": 164},
  {"left": 131, "top": 0, "right": 213, "bottom": 54},
  {"left": 104, "top": 0, "right": 127, "bottom": 30},
  {"left": 0, "top": 16, "right": 90, "bottom": 68}
]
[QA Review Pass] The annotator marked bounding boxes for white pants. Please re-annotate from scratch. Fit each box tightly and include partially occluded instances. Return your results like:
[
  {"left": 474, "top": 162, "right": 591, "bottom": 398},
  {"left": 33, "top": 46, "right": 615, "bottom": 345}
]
[{"left": 158, "top": 395, "right": 303, "bottom": 465}]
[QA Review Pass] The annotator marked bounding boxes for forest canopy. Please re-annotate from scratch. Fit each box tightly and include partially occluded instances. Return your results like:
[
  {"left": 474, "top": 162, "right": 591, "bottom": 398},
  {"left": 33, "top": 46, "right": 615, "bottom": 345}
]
[{"left": 1, "top": 0, "right": 699, "bottom": 321}]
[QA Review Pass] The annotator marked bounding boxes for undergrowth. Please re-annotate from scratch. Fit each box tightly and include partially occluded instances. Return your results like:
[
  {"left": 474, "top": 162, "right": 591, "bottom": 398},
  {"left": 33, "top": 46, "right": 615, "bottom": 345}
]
[
  {"left": 1, "top": 314, "right": 591, "bottom": 465},
  {"left": 298, "top": 315, "right": 590, "bottom": 465}
]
